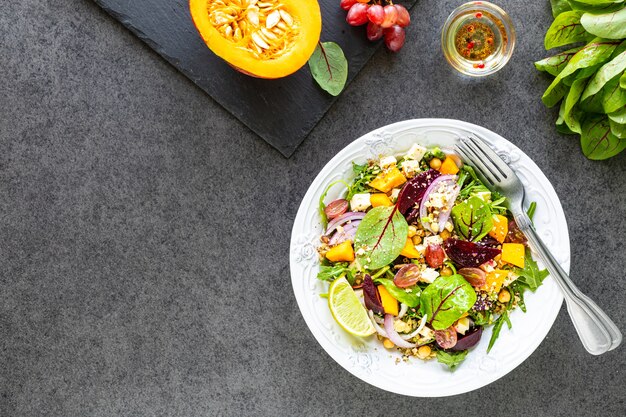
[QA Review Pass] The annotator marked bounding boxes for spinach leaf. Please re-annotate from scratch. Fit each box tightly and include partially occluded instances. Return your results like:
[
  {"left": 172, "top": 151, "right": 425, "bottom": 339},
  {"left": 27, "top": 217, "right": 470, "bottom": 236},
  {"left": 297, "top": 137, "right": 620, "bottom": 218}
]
[
  {"left": 450, "top": 196, "right": 494, "bottom": 242},
  {"left": 563, "top": 78, "right": 588, "bottom": 133},
  {"left": 354, "top": 206, "right": 408, "bottom": 270},
  {"left": 581, "top": 114, "right": 626, "bottom": 159},
  {"left": 374, "top": 278, "right": 420, "bottom": 307},
  {"left": 550, "top": 0, "right": 572, "bottom": 17},
  {"left": 487, "top": 311, "right": 511, "bottom": 353},
  {"left": 602, "top": 75, "right": 626, "bottom": 113},
  {"left": 535, "top": 47, "right": 582, "bottom": 76},
  {"left": 609, "top": 118, "right": 626, "bottom": 138},
  {"left": 514, "top": 248, "right": 550, "bottom": 292},
  {"left": 317, "top": 262, "right": 356, "bottom": 284},
  {"left": 581, "top": 7, "right": 626, "bottom": 40},
  {"left": 419, "top": 275, "right": 477, "bottom": 330},
  {"left": 582, "top": 51, "right": 626, "bottom": 101},
  {"left": 542, "top": 38, "right": 620, "bottom": 107},
  {"left": 544, "top": 11, "right": 588, "bottom": 50},
  {"left": 308, "top": 42, "right": 348, "bottom": 96},
  {"left": 436, "top": 350, "right": 469, "bottom": 370}
]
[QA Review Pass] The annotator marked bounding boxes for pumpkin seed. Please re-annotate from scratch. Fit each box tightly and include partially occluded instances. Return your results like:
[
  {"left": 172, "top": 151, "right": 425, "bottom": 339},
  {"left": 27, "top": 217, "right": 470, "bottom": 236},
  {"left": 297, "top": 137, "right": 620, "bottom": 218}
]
[
  {"left": 279, "top": 9, "right": 293, "bottom": 26},
  {"left": 252, "top": 31, "right": 270, "bottom": 49},
  {"left": 261, "top": 27, "right": 277, "bottom": 40},
  {"left": 247, "top": 10, "right": 260, "bottom": 26},
  {"left": 224, "top": 25, "right": 233, "bottom": 37},
  {"left": 266, "top": 10, "right": 280, "bottom": 29}
]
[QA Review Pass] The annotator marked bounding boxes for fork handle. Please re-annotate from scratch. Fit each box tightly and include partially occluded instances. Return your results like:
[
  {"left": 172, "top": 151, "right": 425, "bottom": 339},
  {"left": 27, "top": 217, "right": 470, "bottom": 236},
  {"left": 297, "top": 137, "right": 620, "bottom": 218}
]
[{"left": 514, "top": 213, "right": 622, "bottom": 355}]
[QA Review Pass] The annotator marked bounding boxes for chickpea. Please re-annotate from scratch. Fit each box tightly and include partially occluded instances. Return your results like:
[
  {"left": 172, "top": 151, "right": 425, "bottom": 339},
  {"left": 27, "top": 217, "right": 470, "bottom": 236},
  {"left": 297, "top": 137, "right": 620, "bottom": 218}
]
[
  {"left": 429, "top": 158, "right": 442, "bottom": 170},
  {"left": 412, "top": 235, "right": 422, "bottom": 245},
  {"left": 498, "top": 289, "right": 511, "bottom": 303},
  {"left": 383, "top": 338, "right": 395, "bottom": 349},
  {"left": 439, "top": 229, "right": 451, "bottom": 240},
  {"left": 417, "top": 345, "right": 431, "bottom": 359},
  {"left": 407, "top": 225, "right": 417, "bottom": 238},
  {"left": 440, "top": 266, "right": 453, "bottom": 277}
]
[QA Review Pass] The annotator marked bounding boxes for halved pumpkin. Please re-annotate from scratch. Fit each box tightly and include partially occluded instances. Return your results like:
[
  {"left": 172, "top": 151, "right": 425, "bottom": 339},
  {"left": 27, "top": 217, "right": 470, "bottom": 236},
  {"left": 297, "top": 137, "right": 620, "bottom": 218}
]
[{"left": 189, "top": 0, "right": 322, "bottom": 79}]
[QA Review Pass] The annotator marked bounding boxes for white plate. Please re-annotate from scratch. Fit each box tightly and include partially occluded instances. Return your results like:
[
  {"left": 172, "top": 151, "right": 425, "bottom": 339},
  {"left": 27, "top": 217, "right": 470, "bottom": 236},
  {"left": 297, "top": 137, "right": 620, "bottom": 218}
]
[{"left": 290, "top": 119, "right": 570, "bottom": 397}]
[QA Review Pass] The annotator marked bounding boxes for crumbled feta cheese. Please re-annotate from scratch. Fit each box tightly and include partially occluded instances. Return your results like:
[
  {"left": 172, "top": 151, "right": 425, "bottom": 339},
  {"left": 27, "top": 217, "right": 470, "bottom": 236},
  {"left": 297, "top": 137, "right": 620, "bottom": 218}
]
[
  {"left": 390, "top": 188, "right": 401, "bottom": 202},
  {"left": 379, "top": 155, "right": 397, "bottom": 169},
  {"left": 415, "top": 244, "right": 426, "bottom": 255},
  {"left": 423, "top": 235, "right": 443, "bottom": 247},
  {"left": 350, "top": 193, "right": 371, "bottom": 212},
  {"left": 444, "top": 221, "right": 454, "bottom": 232},
  {"left": 419, "top": 325, "right": 434, "bottom": 339},
  {"left": 430, "top": 222, "right": 440, "bottom": 233},
  {"left": 405, "top": 144, "right": 427, "bottom": 161},
  {"left": 504, "top": 271, "right": 519, "bottom": 286},
  {"left": 394, "top": 319, "right": 414, "bottom": 334},
  {"left": 355, "top": 247, "right": 366, "bottom": 256},
  {"left": 455, "top": 317, "right": 471, "bottom": 335},
  {"left": 420, "top": 267, "right": 440, "bottom": 283},
  {"left": 401, "top": 160, "right": 421, "bottom": 178},
  {"left": 475, "top": 191, "right": 492, "bottom": 202}
]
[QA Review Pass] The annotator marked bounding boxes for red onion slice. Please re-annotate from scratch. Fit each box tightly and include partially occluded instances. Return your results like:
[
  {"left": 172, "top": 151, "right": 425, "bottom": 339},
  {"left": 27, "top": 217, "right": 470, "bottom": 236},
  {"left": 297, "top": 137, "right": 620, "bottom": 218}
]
[
  {"left": 419, "top": 175, "right": 460, "bottom": 233},
  {"left": 384, "top": 314, "right": 417, "bottom": 348},
  {"left": 328, "top": 221, "right": 360, "bottom": 245},
  {"left": 325, "top": 212, "right": 366, "bottom": 236},
  {"left": 369, "top": 310, "right": 388, "bottom": 338}
]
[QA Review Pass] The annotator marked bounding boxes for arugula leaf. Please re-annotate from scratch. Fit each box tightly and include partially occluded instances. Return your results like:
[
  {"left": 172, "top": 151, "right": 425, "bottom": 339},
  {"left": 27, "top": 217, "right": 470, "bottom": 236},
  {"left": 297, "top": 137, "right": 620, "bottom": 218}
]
[
  {"left": 544, "top": 11, "right": 589, "bottom": 50},
  {"left": 487, "top": 310, "right": 511, "bottom": 353},
  {"left": 580, "top": 114, "right": 626, "bottom": 159},
  {"left": 436, "top": 350, "right": 469, "bottom": 370},
  {"left": 318, "top": 179, "right": 349, "bottom": 227},
  {"left": 451, "top": 196, "right": 494, "bottom": 242},
  {"left": 374, "top": 278, "right": 420, "bottom": 307},
  {"left": 308, "top": 42, "right": 348, "bottom": 96},
  {"left": 535, "top": 47, "right": 583, "bottom": 76},
  {"left": 419, "top": 275, "right": 477, "bottom": 330},
  {"left": 581, "top": 7, "right": 626, "bottom": 40},
  {"left": 526, "top": 201, "right": 537, "bottom": 222},
  {"left": 515, "top": 248, "right": 550, "bottom": 292},
  {"left": 346, "top": 162, "right": 379, "bottom": 201},
  {"left": 354, "top": 206, "right": 408, "bottom": 270},
  {"left": 317, "top": 263, "right": 356, "bottom": 284},
  {"left": 509, "top": 281, "right": 527, "bottom": 313}
]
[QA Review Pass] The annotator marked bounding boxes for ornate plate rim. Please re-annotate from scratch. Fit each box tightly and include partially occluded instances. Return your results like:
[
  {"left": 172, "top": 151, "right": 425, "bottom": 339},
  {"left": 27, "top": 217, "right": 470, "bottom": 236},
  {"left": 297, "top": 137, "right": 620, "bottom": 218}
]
[{"left": 289, "top": 119, "right": 569, "bottom": 397}]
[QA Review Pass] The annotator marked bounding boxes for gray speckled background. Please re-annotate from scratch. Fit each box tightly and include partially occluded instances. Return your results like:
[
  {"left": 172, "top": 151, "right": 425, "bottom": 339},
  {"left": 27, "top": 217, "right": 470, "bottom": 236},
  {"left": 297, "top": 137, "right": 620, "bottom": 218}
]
[{"left": 1, "top": 0, "right": 625, "bottom": 416}]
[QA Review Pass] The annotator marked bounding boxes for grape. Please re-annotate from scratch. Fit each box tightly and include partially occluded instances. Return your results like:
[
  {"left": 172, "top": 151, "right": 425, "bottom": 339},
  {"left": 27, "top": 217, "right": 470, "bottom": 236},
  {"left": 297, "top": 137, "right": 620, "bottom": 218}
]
[
  {"left": 435, "top": 327, "right": 458, "bottom": 349},
  {"left": 458, "top": 267, "right": 487, "bottom": 287},
  {"left": 324, "top": 199, "right": 349, "bottom": 220},
  {"left": 394, "top": 4, "right": 411, "bottom": 27},
  {"left": 384, "top": 25, "right": 405, "bottom": 52},
  {"left": 393, "top": 264, "right": 421, "bottom": 288},
  {"left": 340, "top": 0, "right": 357, "bottom": 11},
  {"left": 366, "top": 22, "right": 383, "bottom": 41},
  {"left": 425, "top": 244, "right": 445, "bottom": 268},
  {"left": 346, "top": 3, "right": 369, "bottom": 26},
  {"left": 366, "top": 5, "right": 385, "bottom": 26},
  {"left": 380, "top": 5, "right": 398, "bottom": 28}
]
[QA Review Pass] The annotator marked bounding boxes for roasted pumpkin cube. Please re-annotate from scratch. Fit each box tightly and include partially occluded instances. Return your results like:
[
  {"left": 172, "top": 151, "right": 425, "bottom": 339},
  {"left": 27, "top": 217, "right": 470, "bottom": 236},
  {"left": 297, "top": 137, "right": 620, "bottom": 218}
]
[
  {"left": 369, "top": 167, "right": 407, "bottom": 193},
  {"left": 488, "top": 214, "right": 509, "bottom": 243},
  {"left": 501, "top": 243, "right": 525, "bottom": 268},
  {"left": 377, "top": 285, "right": 399, "bottom": 316}
]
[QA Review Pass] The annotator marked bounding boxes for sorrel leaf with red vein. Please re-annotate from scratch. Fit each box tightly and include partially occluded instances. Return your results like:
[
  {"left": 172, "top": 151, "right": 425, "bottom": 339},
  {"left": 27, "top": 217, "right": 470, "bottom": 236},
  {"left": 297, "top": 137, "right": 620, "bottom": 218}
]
[
  {"left": 354, "top": 206, "right": 408, "bottom": 270},
  {"left": 419, "top": 274, "right": 477, "bottom": 330}
]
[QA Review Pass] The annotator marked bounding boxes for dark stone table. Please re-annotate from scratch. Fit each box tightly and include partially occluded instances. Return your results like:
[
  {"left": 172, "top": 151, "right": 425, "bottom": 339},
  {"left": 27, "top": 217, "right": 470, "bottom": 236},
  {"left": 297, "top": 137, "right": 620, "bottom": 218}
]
[{"left": 1, "top": 1, "right": 625, "bottom": 416}]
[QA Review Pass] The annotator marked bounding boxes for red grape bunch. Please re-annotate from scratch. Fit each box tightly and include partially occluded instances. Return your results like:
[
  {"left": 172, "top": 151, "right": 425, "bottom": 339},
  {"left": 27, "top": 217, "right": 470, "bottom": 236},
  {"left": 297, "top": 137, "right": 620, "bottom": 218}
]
[{"left": 341, "top": 0, "right": 411, "bottom": 52}]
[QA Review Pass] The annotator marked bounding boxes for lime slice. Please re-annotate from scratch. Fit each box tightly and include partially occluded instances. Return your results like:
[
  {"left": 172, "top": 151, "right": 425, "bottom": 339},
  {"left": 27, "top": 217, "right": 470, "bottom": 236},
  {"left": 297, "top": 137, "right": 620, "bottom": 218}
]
[{"left": 328, "top": 277, "right": 375, "bottom": 337}]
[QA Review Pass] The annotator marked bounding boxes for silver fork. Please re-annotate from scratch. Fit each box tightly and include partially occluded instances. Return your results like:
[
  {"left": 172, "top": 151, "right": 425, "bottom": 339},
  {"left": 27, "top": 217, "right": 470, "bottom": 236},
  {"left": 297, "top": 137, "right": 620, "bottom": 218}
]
[{"left": 456, "top": 135, "right": 622, "bottom": 355}]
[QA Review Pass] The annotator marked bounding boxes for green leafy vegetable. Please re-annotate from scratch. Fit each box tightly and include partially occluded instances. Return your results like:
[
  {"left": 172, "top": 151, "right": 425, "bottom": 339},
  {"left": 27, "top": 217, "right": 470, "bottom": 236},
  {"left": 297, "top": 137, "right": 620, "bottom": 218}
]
[
  {"left": 317, "top": 262, "right": 356, "bottom": 284},
  {"left": 582, "top": 51, "right": 626, "bottom": 101},
  {"left": 527, "top": 201, "right": 538, "bottom": 222},
  {"left": 354, "top": 206, "right": 408, "bottom": 270},
  {"left": 374, "top": 278, "right": 420, "bottom": 307},
  {"left": 487, "top": 311, "right": 512, "bottom": 353},
  {"left": 550, "top": 0, "right": 572, "bottom": 18},
  {"left": 580, "top": 114, "right": 626, "bottom": 159},
  {"left": 308, "top": 42, "right": 348, "bottom": 97},
  {"left": 563, "top": 78, "right": 588, "bottom": 133},
  {"left": 569, "top": 0, "right": 626, "bottom": 14},
  {"left": 602, "top": 76, "right": 626, "bottom": 113},
  {"left": 609, "top": 105, "right": 626, "bottom": 123},
  {"left": 544, "top": 11, "right": 589, "bottom": 49},
  {"left": 581, "top": 7, "right": 626, "bottom": 39},
  {"left": 534, "top": 47, "right": 582, "bottom": 76},
  {"left": 609, "top": 118, "right": 626, "bottom": 137},
  {"left": 436, "top": 350, "right": 469, "bottom": 370},
  {"left": 515, "top": 248, "right": 550, "bottom": 292},
  {"left": 419, "top": 275, "right": 477, "bottom": 330},
  {"left": 346, "top": 162, "right": 378, "bottom": 201},
  {"left": 318, "top": 179, "right": 349, "bottom": 226},
  {"left": 450, "top": 196, "right": 494, "bottom": 242}
]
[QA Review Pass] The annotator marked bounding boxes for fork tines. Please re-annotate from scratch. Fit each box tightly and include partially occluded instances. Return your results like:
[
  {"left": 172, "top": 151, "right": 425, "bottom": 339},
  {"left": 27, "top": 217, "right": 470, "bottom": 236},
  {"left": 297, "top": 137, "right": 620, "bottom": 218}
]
[{"left": 455, "top": 135, "right": 512, "bottom": 186}]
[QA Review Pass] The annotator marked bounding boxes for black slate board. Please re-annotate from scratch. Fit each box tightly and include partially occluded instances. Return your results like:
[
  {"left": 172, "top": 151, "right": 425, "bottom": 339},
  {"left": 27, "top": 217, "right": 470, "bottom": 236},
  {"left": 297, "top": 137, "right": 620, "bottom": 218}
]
[{"left": 92, "top": 0, "right": 417, "bottom": 157}]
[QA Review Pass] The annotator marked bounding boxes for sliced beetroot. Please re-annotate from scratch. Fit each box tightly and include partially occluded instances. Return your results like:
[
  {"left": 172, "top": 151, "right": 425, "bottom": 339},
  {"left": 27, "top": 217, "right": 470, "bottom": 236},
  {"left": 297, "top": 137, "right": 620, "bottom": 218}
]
[
  {"left": 443, "top": 238, "right": 501, "bottom": 268},
  {"left": 363, "top": 274, "right": 383, "bottom": 314},
  {"left": 450, "top": 326, "right": 483, "bottom": 351},
  {"left": 506, "top": 219, "right": 528, "bottom": 244},
  {"left": 396, "top": 169, "right": 440, "bottom": 216},
  {"left": 478, "top": 235, "right": 501, "bottom": 248}
]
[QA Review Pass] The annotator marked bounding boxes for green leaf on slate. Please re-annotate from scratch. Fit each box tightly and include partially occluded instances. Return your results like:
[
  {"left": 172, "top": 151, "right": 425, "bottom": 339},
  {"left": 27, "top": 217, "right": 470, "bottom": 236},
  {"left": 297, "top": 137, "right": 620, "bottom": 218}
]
[
  {"left": 556, "top": 100, "right": 578, "bottom": 135},
  {"left": 581, "top": 51, "right": 626, "bottom": 101},
  {"left": 621, "top": 72, "right": 626, "bottom": 88},
  {"left": 580, "top": 114, "right": 626, "bottom": 159},
  {"left": 609, "top": 118, "right": 626, "bottom": 138},
  {"left": 564, "top": 78, "right": 588, "bottom": 133},
  {"left": 308, "top": 42, "right": 348, "bottom": 97},
  {"left": 534, "top": 47, "right": 582, "bottom": 76},
  {"left": 354, "top": 206, "right": 408, "bottom": 270},
  {"left": 581, "top": 8, "right": 626, "bottom": 40},
  {"left": 544, "top": 11, "right": 588, "bottom": 50},
  {"left": 602, "top": 76, "right": 626, "bottom": 113}
]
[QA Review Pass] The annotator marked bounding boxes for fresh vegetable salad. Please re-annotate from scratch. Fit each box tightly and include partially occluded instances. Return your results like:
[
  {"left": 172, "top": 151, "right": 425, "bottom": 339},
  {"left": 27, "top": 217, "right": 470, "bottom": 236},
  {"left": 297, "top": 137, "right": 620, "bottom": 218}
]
[{"left": 317, "top": 143, "right": 548, "bottom": 370}]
